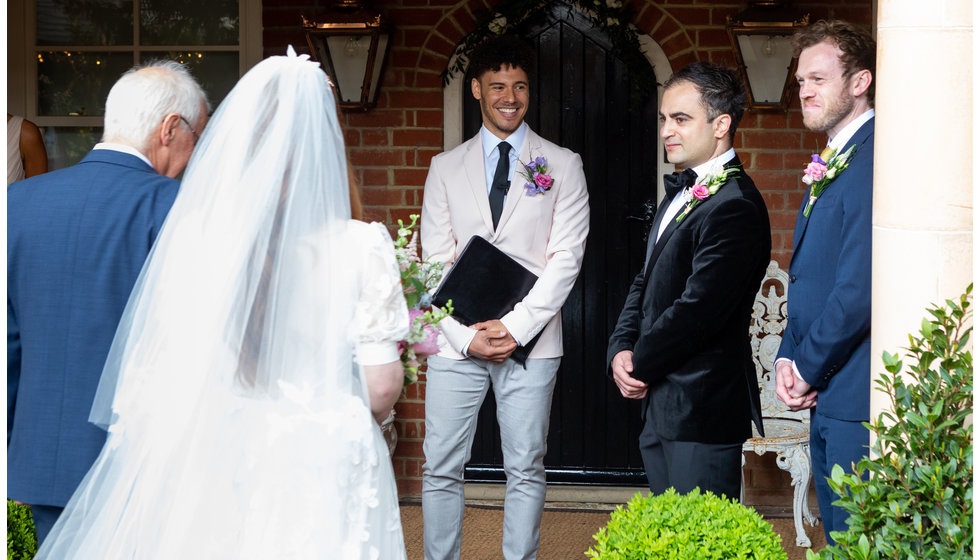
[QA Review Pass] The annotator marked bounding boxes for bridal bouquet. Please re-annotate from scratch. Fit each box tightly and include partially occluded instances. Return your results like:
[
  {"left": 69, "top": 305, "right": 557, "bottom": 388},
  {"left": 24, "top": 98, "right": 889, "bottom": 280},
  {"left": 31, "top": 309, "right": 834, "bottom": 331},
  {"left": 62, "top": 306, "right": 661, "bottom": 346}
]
[{"left": 393, "top": 214, "right": 452, "bottom": 385}]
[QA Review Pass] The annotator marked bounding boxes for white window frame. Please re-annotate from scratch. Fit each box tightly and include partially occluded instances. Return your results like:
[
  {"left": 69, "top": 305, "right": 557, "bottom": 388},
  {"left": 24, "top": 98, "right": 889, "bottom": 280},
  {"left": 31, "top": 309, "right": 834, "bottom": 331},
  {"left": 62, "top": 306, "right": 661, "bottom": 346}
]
[{"left": 6, "top": 0, "right": 263, "bottom": 127}]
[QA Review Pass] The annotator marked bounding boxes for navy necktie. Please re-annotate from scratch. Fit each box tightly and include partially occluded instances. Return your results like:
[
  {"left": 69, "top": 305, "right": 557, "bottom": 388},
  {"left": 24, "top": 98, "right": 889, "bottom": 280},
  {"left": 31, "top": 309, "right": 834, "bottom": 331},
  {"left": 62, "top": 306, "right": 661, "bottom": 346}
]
[
  {"left": 489, "top": 142, "right": 511, "bottom": 229},
  {"left": 663, "top": 168, "right": 698, "bottom": 200}
]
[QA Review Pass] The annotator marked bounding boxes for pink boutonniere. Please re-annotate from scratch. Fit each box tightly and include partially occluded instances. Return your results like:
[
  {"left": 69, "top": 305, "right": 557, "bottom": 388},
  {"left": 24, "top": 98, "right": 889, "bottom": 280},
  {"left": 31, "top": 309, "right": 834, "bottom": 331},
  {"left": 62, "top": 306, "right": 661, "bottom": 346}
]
[
  {"left": 801, "top": 144, "right": 857, "bottom": 217},
  {"left": 675, "top": 164, "right": 740, "bottom": 223},
  {"left": 520, "top": 154, "right": 555, "bottom": 196}
]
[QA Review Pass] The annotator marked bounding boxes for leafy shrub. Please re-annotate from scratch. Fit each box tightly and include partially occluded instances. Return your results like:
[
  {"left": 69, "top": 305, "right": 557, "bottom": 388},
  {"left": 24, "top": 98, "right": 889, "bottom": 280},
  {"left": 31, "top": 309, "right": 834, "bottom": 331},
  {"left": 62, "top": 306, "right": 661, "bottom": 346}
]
[
  {"left": 586, "top": 488, "right": 786, "bottom": 559},
  {"left": 7, "top": 500, "right": 37, "bottom": 560},
  {"left": 808, "top": 285, "right": 973, "bottom": 560}
]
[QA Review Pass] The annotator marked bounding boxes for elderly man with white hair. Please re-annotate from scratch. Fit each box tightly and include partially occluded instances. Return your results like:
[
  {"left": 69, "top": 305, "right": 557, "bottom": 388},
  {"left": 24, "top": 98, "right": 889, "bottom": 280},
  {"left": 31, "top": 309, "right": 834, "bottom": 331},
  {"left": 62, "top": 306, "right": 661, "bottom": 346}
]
[{"left": 7, "top": 60, "right": 208, "bottom": 543}]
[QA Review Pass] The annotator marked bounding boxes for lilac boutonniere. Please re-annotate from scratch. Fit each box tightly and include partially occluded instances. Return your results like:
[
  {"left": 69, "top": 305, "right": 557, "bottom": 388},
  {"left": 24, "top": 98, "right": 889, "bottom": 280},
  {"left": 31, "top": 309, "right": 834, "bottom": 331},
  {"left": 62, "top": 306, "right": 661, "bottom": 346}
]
[
  {"left": 801, "top": 144, "right": 856, "bottom": 217},
  {"left": 674, "top": 164, "right": 740, "bottom": 223},
  {"left": 520, "top": 154, "right": 554, "bottom": 196}
]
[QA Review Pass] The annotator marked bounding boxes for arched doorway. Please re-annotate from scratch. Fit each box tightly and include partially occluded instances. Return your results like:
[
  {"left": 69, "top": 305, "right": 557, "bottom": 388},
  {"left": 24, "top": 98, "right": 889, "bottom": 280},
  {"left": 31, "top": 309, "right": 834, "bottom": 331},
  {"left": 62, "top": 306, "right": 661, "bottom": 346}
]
[{"left": 453, "top": 2, "right": 666, "bottom": 485}]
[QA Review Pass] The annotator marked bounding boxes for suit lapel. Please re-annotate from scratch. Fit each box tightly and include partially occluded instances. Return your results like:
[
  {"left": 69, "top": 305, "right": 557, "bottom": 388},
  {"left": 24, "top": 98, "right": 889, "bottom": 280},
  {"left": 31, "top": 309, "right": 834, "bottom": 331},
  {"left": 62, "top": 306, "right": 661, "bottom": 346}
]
[
  {"left": 462, "top": 137, "right": 495, "bottom": 232},
  {"left": 643, "top": 156, "right": 743, "bottom": 283},
  {"left": 493, "top": 130, "right": 539, "bottom": 236},
  {"left": 791, "top": 118, "right": 875, "bottom": 255},
  {"left": 643, "top": 198, "right": 675, "bottom": 272}
]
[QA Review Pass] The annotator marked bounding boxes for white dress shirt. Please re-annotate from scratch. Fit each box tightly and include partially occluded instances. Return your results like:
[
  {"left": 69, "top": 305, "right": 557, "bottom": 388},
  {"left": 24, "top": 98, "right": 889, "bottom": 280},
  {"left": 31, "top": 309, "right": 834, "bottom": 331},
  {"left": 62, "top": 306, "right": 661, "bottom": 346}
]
[
  {"left": 656, "top": 147, "right": 737, "bottom": 242},
  {"left": 93, "top": 142, "right": 154, "bottom": 169}
]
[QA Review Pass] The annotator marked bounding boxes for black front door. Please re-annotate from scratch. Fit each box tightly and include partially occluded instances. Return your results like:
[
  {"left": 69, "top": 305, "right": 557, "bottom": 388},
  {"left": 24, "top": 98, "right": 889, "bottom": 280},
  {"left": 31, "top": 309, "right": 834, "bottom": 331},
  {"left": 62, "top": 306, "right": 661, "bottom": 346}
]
[{"left": 462, "top": 2, "right": 659, "bottom": 485}]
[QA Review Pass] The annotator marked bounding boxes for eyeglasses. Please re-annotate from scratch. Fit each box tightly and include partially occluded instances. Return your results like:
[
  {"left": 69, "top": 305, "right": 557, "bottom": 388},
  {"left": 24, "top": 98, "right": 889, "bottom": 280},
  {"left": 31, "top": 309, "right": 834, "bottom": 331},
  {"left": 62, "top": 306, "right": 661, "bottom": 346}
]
[{"left": 179, "top": 115, "right": 201, "bottom": 143}]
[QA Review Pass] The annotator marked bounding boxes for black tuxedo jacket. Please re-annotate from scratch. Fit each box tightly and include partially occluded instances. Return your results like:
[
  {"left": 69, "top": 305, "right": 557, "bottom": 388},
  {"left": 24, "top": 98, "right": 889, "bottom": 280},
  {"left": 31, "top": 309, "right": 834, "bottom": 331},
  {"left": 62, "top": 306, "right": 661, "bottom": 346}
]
[{"left": 607, "top": 157, "right": 770, "bottom": 444}]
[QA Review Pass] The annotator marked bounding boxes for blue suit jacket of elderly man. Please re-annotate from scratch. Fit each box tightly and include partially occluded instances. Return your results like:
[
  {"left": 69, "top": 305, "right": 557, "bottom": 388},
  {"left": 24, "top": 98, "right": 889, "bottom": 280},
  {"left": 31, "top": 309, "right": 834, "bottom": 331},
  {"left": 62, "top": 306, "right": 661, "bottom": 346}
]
[
  {"left": 7, "top": 149, "right": 178, "bottom": 507},
  {"left": 776, "top": 118, "right": 875, "bottom": 422}
]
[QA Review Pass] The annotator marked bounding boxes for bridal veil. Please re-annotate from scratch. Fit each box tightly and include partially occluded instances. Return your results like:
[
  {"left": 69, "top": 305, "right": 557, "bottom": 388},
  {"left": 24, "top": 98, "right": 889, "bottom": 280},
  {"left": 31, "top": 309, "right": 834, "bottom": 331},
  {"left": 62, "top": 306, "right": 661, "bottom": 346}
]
[{"left": 37, "top": 48, "right": 407, "bottom": 559}]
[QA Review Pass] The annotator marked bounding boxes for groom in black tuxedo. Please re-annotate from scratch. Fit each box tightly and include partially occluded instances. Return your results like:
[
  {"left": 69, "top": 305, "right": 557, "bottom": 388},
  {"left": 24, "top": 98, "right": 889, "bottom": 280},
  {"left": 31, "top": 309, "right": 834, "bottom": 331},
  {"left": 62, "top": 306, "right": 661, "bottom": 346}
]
[{"left": 607, "top": 62, "right": 770, "bottom": 500}]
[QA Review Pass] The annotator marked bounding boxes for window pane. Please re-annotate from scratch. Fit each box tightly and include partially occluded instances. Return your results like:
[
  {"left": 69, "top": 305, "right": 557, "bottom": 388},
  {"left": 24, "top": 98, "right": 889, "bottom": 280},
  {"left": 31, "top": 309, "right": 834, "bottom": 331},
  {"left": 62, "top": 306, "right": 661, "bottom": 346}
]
[
  {"left": 42, "top": 126, "right": 104, "bottom": 171},
  {"left": 36, "top": 0, "right": 134, "bottom": 46},
  {"left": 140, "top": 0, "right": 239, "bottom": 46},
  {"left": 37, "top": 51, "right": 133, "bottom": 116},
  {"left": 141, "top": 51, "right": 239, "bottom": 107}
]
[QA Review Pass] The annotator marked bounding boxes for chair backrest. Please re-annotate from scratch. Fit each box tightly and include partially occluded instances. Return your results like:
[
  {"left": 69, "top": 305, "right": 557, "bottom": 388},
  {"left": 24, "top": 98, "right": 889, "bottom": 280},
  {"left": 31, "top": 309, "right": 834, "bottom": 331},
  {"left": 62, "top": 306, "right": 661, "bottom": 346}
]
[{"left": 749, "top": 260, "right": 808, "bottom": 423}]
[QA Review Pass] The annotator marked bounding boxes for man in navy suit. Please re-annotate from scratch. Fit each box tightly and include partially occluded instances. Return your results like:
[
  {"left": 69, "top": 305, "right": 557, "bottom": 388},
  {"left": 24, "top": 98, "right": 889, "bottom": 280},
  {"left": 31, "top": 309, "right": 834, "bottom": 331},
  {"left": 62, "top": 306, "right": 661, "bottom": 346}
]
[
  {"left": 7, "top": 60, "right": 208, "bottom": 542},
  {"left": 607, "top": 62, "right": 770, "bottom": 501},
  {"left": 774, "top": 20, "right": 876, "bottom": 544}
]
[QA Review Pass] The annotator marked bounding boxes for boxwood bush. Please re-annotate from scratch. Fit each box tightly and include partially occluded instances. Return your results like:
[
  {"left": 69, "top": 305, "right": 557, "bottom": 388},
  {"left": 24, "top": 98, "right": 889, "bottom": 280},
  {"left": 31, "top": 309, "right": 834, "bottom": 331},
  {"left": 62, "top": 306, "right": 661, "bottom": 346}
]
[
  {"left": 7, "top": 500, "right": 37, "bottom": 560},
  {"left": 586, "top": 488, "right": 787, "bottom": 559}
]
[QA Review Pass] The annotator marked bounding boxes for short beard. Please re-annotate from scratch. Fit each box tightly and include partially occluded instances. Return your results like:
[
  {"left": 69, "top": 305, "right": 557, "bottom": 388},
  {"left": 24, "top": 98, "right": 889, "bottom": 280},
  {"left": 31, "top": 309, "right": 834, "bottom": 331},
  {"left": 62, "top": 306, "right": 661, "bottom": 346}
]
[{"left": 804, "top": 85, "right": 854, "bottom": 133}]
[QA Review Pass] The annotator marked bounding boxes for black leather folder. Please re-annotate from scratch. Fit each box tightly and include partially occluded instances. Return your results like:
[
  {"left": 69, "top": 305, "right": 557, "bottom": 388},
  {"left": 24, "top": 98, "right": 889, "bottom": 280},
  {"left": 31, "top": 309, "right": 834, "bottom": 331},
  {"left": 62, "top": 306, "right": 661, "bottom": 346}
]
[{"left": 431, "top": 235, "right": 542, "bottom": 365}]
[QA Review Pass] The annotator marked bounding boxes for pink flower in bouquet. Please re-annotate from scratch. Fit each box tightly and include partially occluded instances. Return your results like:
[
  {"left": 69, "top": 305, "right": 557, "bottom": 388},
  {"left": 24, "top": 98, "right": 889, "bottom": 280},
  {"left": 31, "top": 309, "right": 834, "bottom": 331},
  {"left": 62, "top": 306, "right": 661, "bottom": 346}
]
[
  {"left": 534, "top": 173, "right": 553, "bottom": 189},
  {"left": 407, "top": 309, "right": 441, "bottom": 356},
  {"left": 690, "top": 184, "right": 710, "bottom": 201},
  {"left": 413, "top": 325, "right": 441, "bottom": 356},
  {"left": 804, "top": 162, "right": 827, "bottom": 181}
]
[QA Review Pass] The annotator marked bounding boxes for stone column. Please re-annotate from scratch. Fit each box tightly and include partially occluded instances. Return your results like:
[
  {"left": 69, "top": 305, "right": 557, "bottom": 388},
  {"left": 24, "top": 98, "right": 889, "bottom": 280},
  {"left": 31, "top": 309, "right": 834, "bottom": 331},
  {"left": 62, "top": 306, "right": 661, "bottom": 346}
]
[{"left": 871, "top": 1, "right": 973, "bottom": 419}]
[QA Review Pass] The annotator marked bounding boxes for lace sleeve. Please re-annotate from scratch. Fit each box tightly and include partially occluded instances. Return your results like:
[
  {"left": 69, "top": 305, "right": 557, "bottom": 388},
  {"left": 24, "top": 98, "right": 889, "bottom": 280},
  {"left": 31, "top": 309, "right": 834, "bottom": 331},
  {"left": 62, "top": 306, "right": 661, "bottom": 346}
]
[{"left": 350, "top": 221, "right": 410, "bottom": 365}]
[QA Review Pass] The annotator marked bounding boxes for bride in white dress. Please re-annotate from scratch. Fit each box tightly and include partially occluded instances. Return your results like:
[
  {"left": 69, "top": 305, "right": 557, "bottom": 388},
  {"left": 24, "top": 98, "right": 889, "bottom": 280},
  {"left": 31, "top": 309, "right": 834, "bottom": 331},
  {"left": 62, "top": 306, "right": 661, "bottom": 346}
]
[{"left": 36, "top": 48, "right": 410, "bottom": 559}]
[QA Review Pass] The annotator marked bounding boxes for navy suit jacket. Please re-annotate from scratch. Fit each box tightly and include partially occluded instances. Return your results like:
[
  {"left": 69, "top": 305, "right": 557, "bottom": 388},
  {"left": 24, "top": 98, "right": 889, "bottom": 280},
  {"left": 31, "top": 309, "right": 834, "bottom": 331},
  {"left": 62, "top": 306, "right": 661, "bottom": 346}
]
[
  {"left": 607, "top": 157, "right": 770, "bottom": 444},
  {"left": 776, "top": 118, "right": 874, "bottom": 422},
  {"left": 7, "top": 149, "right": 178, "bottom": 506}
]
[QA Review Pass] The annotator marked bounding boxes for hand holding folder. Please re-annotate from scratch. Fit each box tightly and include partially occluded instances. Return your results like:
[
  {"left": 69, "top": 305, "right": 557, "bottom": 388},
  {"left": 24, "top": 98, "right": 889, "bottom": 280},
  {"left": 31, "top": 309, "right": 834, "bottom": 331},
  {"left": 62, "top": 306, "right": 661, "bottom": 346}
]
[{"left": 431, "top": 236, "right": 543, "bottom": 365}]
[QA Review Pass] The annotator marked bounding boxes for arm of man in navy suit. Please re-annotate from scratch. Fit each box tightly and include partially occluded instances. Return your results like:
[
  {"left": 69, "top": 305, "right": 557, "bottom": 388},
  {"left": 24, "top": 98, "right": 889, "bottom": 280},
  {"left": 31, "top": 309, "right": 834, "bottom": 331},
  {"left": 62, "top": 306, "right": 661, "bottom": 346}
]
[
  {"left": 630, "top": 195, "right": 767, "bottom": 384},
  {"left": 8, "top": 299, "right": 21, "bottom": 443},
  {"left": 778, "top": 152, "right": 873, "bottom": 391}
]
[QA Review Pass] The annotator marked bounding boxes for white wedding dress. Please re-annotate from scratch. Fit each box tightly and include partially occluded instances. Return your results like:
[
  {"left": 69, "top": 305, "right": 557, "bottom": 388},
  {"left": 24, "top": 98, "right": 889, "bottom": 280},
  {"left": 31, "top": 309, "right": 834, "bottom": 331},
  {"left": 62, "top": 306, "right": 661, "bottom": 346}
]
[
  {"left": 35, "top": 50, "right": 410, "bottom": 560},
  {"left": 37, "top": 222, "right": 409, "bottom": 560}
]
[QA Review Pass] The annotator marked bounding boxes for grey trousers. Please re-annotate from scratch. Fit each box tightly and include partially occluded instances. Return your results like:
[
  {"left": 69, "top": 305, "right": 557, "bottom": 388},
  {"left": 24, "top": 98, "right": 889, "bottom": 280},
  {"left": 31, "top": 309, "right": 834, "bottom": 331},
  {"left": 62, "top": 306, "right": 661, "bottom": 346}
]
[{"left": 421, "top": 355, "right": 559, "bottom": 560}]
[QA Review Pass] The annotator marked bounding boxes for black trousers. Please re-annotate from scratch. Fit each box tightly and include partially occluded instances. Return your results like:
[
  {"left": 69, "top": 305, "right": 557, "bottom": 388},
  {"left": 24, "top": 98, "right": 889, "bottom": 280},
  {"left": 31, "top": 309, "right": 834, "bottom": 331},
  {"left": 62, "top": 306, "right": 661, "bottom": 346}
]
[{"left": 638, "top": 414, "right": 744, "bottom": 501}]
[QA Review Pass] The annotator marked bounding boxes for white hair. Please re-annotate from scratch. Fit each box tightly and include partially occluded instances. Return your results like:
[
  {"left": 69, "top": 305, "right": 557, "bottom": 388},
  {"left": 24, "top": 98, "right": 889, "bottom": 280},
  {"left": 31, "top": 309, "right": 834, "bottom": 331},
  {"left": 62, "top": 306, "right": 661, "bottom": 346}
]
[{"left": 102, "top": 60, "right": 210, "bottom": 151}]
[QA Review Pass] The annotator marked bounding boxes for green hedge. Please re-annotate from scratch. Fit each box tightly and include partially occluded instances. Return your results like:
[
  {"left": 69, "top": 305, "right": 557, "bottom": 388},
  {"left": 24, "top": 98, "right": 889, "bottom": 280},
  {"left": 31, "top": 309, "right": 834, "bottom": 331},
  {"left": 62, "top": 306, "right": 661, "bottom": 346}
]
[
  {"left": 807, "top": 286, "right": 973, "bottom": 560},
  {"left": 7, "top": 500, "right": 37, "bottom": 560},
  {"left": 587, "top": 488, "right": 787, "bottom": 559}
]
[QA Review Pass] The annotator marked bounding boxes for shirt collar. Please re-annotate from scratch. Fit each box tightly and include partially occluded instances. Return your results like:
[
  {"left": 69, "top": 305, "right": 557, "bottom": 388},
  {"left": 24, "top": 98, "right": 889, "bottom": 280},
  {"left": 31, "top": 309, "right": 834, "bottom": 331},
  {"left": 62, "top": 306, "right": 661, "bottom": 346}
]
[
  {"left": 827, "top": 109, "right": 875, "bottom": 152},
  {"left": 93, "top": 142, "right": 154, "bottom": 169},
  {"left": 480, "top": 122, "right": 529, "bottom": 158},
  {"left": 689, "top": 147, "right": 737, "bottom": 184}
]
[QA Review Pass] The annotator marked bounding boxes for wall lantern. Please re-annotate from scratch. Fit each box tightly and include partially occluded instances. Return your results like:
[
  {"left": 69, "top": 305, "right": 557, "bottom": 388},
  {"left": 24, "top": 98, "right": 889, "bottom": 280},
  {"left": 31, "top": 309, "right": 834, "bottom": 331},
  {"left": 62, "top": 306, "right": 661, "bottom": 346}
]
[
  {"left": 302, "top": 0, "right": 392, "bottom": 112},
  {"left": 726, "top": 1, "right": 809, "bottom": 110}
]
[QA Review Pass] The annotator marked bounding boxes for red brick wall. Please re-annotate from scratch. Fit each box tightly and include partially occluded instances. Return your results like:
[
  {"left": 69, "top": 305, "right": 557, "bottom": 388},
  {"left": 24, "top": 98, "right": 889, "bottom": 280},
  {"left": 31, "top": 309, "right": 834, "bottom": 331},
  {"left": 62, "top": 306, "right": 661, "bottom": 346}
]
[{"left": 262, "top": 0, "right": 873, "bottom": 500}]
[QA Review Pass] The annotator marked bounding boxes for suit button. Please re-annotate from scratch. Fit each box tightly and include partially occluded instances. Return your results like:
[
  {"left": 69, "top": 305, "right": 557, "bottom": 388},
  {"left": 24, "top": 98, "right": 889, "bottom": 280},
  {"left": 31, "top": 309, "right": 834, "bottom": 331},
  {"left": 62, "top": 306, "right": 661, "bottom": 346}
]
[{"left": 790, "top": 274, "right": 797, "bottom": 283}]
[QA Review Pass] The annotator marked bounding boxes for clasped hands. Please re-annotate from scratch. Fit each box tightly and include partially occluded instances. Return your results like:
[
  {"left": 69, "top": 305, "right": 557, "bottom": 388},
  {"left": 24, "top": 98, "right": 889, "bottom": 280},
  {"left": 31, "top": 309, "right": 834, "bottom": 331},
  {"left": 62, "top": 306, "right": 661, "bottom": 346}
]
[
  {"left": 611, "top": 352, "right": 819, "bottom": 411},
  {"left": 774, "top": 360, "right": 818, "bottom": 411},
  {"left": 611, "top": 350, "right": 648, "bottom": 399},
  {"left": 467, "top": 319, "right": 518, "bottom": 363}
]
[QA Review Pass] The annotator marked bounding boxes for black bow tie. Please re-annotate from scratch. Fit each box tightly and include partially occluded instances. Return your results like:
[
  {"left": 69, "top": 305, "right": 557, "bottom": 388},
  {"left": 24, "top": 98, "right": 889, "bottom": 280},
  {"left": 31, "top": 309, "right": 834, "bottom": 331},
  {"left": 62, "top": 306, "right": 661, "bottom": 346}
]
[{"left": 663, "top": 168, "right": 698, "bottom": 200}]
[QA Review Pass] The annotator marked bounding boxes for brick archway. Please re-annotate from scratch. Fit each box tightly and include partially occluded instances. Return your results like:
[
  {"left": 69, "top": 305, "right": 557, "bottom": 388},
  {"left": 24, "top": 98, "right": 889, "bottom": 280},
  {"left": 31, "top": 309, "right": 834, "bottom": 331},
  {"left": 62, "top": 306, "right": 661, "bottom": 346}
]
[{"left": 412, "top": 0, "right": 703, "bottom": 89}]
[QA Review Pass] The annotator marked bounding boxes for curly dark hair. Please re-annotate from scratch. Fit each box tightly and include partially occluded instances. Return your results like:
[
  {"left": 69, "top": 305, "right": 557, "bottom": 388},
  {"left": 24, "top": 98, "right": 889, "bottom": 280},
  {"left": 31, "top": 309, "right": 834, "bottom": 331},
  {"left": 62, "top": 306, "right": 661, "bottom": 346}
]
[
  {"left": 793, "top": 20, "right": 876, "bottom": 106},
  {"left": 465, "top": 35, "right": 536, "bottom": 83},
  {"left": 663, "top": 62, "right": 746, "bottom": 141}
]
